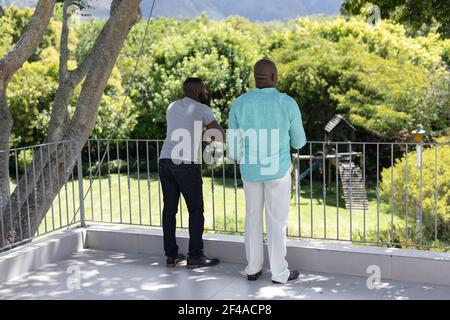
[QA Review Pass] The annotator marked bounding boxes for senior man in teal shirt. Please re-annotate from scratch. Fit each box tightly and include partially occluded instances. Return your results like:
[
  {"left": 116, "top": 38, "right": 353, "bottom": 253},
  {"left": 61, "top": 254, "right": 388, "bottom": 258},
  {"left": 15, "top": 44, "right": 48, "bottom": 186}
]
[{"left": 228, "top": 59, "right": 306, "bottom": 284}]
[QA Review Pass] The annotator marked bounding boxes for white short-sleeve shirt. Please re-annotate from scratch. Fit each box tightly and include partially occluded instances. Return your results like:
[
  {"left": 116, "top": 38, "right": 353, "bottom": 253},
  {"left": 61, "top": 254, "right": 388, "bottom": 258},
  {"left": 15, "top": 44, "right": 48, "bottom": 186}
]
[{"left": 160, "top": 97, "right": 216, "bottom": 163}]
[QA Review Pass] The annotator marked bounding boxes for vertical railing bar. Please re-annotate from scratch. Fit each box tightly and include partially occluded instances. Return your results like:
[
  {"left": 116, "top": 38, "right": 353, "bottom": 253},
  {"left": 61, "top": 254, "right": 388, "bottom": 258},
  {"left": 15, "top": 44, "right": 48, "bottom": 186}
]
[
  {"left": 156, "top": 141, "right": 162, "bottom": 225},
  {"left": 222, "top": 149, "right": 226, "bottom": 231},
  {"left": 1, "top": 152, "right": 11, "bottom": 243},
  {"left": 419, "top": 142, "right": 423, "bottom": 245},
  {"left": 0, "top": 172, "right": 4, "bottom": 245},
  {"left": 107, "top": 142, "right": 113, "bottom": 223},
  {"left": 376, "top": 143, "right": 380, "bottom": 243},
  {"left": 233, "top": 160, "right": 238, "bottom": 232},
  {"left": 76, "top": 139, "right": 86, "bottom": 228},
  {"left": 178, "top": 155, "right": 183, "bottom": 228},
  {"left": 48, "top": 145, "right": 55, "bottom": 230},
  {"left": 55, "top": 144, "right": 62, "bottom": 227},
  {"left": 179, "top": 195, "right": 183, "bottom": 228},
  {"left": 297, "top": 149, "right": 301, "bottom": 238},
  {"left": 87, "top": 141, "right": 94, "bottom": 221},
  {"left": 70, "top": 143, "right": 76, "bottom": 223},
  {"left": 211, "top": 160, "right": 215, "bottom": 230},
  {"left": 146, "top": 141, "right": 152, "bottom": 226},
  {"left": 97, "top": 140, "right": 103, "bottom": 223},
  {"left": 22, "top": 148, "right": 32, "bottom": 238},
  {"left": 335, "top": 143, "right": 339, "bottom": 240},
  {"left": 201, "top": 154, "right": 204, "bottom": 231},
  {"left": 363, "top": 143, "right": 366, "bottom": 242},
  {"left": 31, "top": 147, "right": 42, "bottom": 236},
  {"left": 349, "top": 142, "right": 352, "bottom": 242},
  {"left": 5, "top": 152, "right": 13, "bottom": 241},
  {"left": 136, "top": 141, "right": 142, "bottom": 225},
  {"left": 405, "top": 144, "right": 409, "bottom": 246},
  {"left": 126, "top": 140, "right": 132, "bottom": 224},
  {"left": 116, "top": 141, "right": 123, "bottom": 224},
  {"left": 39, "top": 147, "right": 48, "bottom": 233},
  {"left": 55, "top": 144, "right": 63, "bottom": 228},
  {"left": 309, "top": 142, "right": 313, "bottom": 238},
  {"left": 62, "top": 142, "right": 70, "bottom": 225},
  {"left": 434, "top": 145, "right": 438, "bottom": 243},
  {"left": 14, "top": 149, "right": 23, "bottom": 240},
  {"left": 62, "top": 142, "right": 70, "bottom": 227},
  {"left": 390, "top": 144, "right": 394, "bottom": 244},
  {"left": 322, "top": 142, "right": 326, "bottom": 239}
]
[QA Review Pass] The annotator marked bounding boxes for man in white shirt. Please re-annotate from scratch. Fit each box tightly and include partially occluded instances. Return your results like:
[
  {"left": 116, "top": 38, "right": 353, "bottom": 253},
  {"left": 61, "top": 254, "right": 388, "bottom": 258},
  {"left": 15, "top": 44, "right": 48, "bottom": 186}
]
[{"left": 228, "top": 59, "right": 307, "bottom": 283}]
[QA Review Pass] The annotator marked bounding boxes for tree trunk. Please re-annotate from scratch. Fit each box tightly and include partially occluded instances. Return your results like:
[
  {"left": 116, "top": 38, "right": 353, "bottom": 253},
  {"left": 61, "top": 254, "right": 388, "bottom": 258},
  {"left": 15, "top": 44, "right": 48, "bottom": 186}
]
[
  {"left": 0, "top": 82, "right": 13, "bottom": 208},
  {"left": 0, "top": 0, "right": 57, "bottom": 248},
  {"left": 1, "top": 0, "right": 142, "bottom": 247}
]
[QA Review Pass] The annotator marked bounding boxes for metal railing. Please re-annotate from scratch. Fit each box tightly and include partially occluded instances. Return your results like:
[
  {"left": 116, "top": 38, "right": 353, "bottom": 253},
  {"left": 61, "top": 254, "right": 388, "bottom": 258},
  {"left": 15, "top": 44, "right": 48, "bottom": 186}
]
[
  {"left": 1, "top": 138, "right": 449, "bottom": 252},
  {"left": 0, "top": 140, "right": 84, "bottom": 251}
]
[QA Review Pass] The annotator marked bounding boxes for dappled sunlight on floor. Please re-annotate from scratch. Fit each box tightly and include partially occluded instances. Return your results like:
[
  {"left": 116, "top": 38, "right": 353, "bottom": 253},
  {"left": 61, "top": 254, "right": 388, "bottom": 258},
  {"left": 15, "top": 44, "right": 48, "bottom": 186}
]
[{"left": 0, "top": 249, "right": 449, "bottom": 300}]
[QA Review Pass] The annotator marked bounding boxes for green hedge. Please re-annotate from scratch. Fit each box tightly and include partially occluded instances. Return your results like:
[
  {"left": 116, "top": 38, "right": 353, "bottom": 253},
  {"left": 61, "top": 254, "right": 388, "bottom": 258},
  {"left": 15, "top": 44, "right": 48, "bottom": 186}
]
[{"left": 380, "top": 143, "right": 450, "bottom": 242}]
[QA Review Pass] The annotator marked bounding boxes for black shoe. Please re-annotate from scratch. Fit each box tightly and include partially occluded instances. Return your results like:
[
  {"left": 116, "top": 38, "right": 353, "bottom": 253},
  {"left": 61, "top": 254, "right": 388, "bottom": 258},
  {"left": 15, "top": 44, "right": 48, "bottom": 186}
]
[
  {"left": 186, "top": 255, "right": 220, "bottom": 269},
  {"left": 247, "top": 270, "right": 263, "bottom": 281},
  {"left": 272, "top": 270, "right": 300, "bottom": 284},
  {"left": 166, "top": 254, "right": 185, "bottom": 267}
]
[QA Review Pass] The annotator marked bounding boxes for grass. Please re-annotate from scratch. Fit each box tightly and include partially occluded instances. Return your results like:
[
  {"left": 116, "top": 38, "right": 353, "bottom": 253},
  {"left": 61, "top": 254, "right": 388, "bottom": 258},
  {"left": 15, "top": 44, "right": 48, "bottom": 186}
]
[{"left": 28, "top": 172, "right": 406, "bottom": 243}]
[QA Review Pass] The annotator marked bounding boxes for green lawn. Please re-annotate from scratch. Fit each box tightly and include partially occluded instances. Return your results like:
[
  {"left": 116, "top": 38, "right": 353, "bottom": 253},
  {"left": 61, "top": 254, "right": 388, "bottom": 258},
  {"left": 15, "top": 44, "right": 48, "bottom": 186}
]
[{"left": 32, "top": 172, "right": 405, "bottom": 242}]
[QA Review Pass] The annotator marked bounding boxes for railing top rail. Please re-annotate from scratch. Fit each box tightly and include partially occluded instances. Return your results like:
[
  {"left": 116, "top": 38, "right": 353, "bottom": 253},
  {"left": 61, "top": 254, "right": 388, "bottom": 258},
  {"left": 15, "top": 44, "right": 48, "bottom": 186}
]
[
  {"left": 88, "top": 138, "right": 450, "bottom": 145},
  {"left": 87, "top": 138, "right": 450, "bottom": 146},
  {"left": 87, "top": 138, "right": 164, "bottom": 143},
  {"left": 306, "top": 141, "right": 450, "bottom": 146},
  {"left": 0, "top": 139, "right": 77, "bottom": 154},
  {"left": 3, "top": 139, "right": 449, "bottom": 154}
]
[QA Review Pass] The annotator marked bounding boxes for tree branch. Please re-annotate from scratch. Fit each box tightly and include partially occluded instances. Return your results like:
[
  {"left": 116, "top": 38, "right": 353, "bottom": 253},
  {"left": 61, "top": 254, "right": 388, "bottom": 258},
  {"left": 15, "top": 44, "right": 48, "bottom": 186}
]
[
  {"left": 0, "top": 0, "right": 57, "bottom": 83},
  {"left": 58, "top": 0, "right": 74, "bottom": 81},
  {"left": 67, "top": 0, "right": 142, "bottom": 141},
  {"left": 47, "top": 0, "right": 142, "bottom": 142},
  {"left": 69, "top": 0, "right": 142, "bottom": 85},
  {"left": 46, "top": 0, "right": 76, "bottom": 142}
]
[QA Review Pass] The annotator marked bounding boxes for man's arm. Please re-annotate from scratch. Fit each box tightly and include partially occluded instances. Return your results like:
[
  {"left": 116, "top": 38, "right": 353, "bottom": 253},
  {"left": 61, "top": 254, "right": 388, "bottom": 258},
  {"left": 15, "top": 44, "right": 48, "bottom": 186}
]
[
  {"left": 288, "top": 98, "right": 307, "bottom": 150},
  {"left": 202, "top": 105, "right": 225, "bottom": 142},
  {"left": 205, "top": 120, "right": 225, "bottom": 142}
]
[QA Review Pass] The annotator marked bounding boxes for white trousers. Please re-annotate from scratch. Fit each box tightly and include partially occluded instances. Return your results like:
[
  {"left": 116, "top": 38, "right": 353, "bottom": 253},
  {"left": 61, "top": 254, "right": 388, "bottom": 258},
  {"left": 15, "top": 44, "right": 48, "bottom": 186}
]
[{"left": 242, "top": 167, "right": 291, "bottom": 283}]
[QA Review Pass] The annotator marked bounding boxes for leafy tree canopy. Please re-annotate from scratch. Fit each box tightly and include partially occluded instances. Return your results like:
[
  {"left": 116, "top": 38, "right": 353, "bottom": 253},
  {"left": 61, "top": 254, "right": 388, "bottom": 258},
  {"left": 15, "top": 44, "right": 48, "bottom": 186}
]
[
  {"left": 268, "top": 17, "right": 450, "bottom": 140},
  {"left": 342, "top": 0, "right": 450, "bottom": 39}
]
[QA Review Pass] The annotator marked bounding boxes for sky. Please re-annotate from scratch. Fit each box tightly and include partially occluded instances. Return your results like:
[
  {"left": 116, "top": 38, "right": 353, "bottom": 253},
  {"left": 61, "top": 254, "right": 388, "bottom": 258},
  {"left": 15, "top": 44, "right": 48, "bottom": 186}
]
[{"left": 1, "top": 0, "right": 344, "bottom": 21}]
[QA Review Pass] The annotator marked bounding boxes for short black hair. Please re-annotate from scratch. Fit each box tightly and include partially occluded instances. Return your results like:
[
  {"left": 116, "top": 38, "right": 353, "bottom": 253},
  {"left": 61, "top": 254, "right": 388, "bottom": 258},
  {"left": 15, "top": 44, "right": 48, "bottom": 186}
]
[{"left": 183, "top": 77, "right": 203, "bottom": 91}]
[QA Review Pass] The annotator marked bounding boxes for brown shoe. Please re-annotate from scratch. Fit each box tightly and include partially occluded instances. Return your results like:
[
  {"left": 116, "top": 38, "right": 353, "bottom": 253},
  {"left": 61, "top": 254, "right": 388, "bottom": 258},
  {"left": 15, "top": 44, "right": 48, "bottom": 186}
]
[
  {"left": 166, "top": 254, "right": 185, "bottom": 267},
  {"left": 186, "top": 255, "right": 219, "bottom": 269}
]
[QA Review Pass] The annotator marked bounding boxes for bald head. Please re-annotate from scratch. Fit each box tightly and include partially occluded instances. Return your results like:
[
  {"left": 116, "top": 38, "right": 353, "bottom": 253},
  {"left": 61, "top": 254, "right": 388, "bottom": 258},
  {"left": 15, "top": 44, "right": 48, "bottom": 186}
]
[{"left": 254, "top": 59, "right": 278, "bottom": 88}]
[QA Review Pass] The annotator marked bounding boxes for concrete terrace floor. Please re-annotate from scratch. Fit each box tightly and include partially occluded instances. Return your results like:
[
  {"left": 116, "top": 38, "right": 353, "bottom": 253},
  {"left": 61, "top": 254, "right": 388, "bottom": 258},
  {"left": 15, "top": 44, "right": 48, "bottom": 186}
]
[{"left": 1, "top": 249, "right": 450, "bottom": 300}]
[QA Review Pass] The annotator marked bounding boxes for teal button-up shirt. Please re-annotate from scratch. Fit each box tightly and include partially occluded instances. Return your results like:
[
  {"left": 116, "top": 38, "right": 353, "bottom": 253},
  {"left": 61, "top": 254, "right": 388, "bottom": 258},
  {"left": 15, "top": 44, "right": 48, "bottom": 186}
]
[{"left": 227, "top": 87, "right": 307, "bottom": 182}]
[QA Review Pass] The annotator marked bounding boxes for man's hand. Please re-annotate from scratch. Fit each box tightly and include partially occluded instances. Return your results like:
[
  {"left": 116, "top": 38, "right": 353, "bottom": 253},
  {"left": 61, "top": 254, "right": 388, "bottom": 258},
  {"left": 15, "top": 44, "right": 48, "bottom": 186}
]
[{"left": 204, "top": 120, "right": 225, "bottom": 143}]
